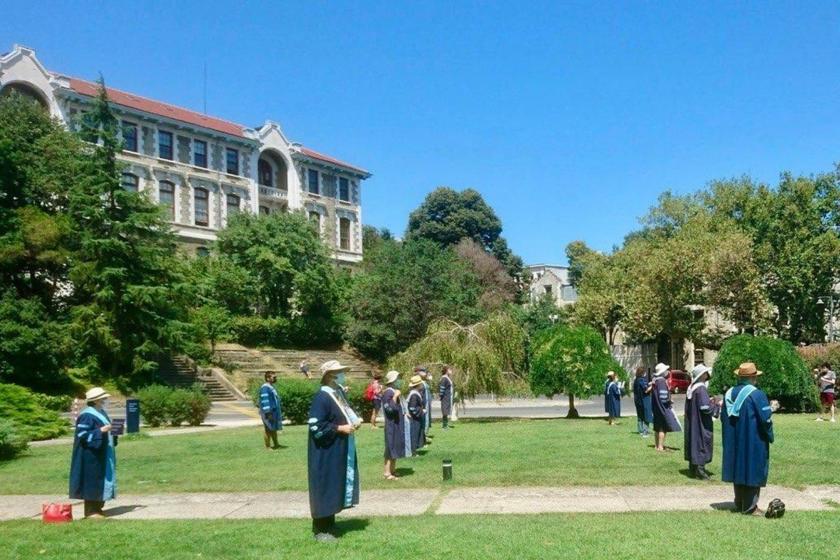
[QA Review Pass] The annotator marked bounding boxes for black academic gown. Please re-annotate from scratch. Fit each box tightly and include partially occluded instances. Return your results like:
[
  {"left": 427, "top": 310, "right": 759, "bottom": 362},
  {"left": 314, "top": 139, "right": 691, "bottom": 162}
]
[
  {"left": 684, "top": 384, "right": 719, "bottom": 466},
  {"left": 651, "top": 377, "right": 681, "bottom": 432},
  {"left": 721, "top": 383, "right": 774, "bottom": 487},
  {"left": 307, "top": 389, "right": 359, "bottom": 519},
  {"left": 604, "top": 381, "right": 621, "bottom": 417},
  {"left": 407, "top": 389, "right": 425, "bottom": 453},
  {"left": 439, "top": 376, "right": 453, "bottom": 416}
]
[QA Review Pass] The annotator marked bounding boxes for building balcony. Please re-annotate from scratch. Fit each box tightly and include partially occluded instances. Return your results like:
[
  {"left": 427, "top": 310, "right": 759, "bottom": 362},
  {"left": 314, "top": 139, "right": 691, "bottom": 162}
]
[{"left": 259, "top": 185, "right": 288, "bottom": 201}]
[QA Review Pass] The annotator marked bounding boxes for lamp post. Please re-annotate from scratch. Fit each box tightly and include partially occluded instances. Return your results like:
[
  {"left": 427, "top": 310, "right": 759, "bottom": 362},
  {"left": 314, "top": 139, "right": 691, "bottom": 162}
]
[{"left": 816, "top": 294, "right": 837, "bottom": 343}]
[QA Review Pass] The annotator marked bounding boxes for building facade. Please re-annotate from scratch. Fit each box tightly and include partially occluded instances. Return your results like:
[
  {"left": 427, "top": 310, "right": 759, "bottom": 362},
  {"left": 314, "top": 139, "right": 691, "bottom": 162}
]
[
  {"left": 526, "top": 264, "right": 578, "bottom": 306},
  {"left": 0, "top": 45, "right": 370, "bottom": 263}
]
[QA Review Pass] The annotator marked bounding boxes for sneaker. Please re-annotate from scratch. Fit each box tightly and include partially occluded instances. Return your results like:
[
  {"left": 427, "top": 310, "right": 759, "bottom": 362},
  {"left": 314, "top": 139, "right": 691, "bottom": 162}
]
[{"left": 816, "top": 418, "right": 824, "bottom": 422}]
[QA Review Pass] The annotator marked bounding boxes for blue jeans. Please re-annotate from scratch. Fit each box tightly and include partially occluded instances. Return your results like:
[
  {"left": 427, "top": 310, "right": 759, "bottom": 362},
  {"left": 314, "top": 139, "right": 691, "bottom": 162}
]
[{"left": 637, "top": 419, "right": 650, "bottom": 435}]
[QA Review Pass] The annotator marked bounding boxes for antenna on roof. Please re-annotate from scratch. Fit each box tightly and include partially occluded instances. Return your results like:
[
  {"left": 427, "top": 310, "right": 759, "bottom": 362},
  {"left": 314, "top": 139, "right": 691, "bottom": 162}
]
[{"left": 203, "top": 61, "right": 207, "bottom": 115}]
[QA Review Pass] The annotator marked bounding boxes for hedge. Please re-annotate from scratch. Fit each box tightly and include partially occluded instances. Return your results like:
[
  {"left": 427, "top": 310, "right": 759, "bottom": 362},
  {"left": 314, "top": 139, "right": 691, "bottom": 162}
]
[
  {"left": 248, "top": 377, "right": 372, "bottom": 425},
  {"left": 710, "top": 335, "right": 818, "bottom": 412},
  {"left": 0, "top": 419, "right": 29, "bottom": 460},
  {"left": 0, "top": 383, "right": 68, "bottom": 441},
  {"left": 136, "top": 384, "right": 211, "bottom": 427}
]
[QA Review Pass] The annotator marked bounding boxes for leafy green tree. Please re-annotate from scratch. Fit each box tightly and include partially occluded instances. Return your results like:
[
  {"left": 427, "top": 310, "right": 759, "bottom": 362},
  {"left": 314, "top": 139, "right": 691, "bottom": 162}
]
[
  {"left": 709, "top": 334, "right": 817, "bottom": 412},
  {"left": 388, "top": 311, "right": 528, "bottom": 400},
  {"left": 406, "top": 187, "right": 524, "bottom": 283},
  {"left": 454, "top": 238, "right": 517, "bottom": 312},
  {"left": 530, "top": 324, "right": 626, "bottom": 418},
  {"left": 347, "top": 238, "right": 483, "bottom": 362},
  {"left": 510, "top": 293, "right": 569, "bottom": 340},
  {"left": 571, "top": 248, "right": 629, "bottom": 345},
  {"left": 67, "top": 80, "right": 191, "bottom": 385}
]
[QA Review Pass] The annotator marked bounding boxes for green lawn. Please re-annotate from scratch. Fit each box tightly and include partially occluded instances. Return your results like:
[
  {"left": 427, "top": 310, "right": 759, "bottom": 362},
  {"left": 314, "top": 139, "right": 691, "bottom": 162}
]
[
  {"left": 1, "top": 512, "right": 839, "bottom": 560},
  {"left": 1, "top": 415, "right": 837, "bottom": 494}
]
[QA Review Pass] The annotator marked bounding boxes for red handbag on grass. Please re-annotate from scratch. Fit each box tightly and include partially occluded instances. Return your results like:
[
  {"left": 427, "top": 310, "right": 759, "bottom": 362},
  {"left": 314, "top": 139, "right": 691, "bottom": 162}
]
[{"left": 42, "top": 503, "right": 73, "bottom": 523}]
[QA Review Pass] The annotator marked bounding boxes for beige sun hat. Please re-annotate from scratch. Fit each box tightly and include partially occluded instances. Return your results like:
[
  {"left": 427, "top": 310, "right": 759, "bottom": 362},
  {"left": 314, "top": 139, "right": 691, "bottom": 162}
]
[
  {"left": 409, "top": 375, "right": 424, "bottom": 387},
  {"left": 384, "top": 370, "right": 400, "bottom": 384},
  {"left": 606, "top": 371, "right": 616, "bottom": 378},
  {"left": 85, "top": 387, "right": 110, "bottom": 402},
  {"left": 735, "top": 362, "right": 763, "bottom": 377},
  {"left": 320, "top": 360, "right": 350, "bottom": 375},
  {"left": 653, "top": 363, "right": 670, "bottom": 377}
]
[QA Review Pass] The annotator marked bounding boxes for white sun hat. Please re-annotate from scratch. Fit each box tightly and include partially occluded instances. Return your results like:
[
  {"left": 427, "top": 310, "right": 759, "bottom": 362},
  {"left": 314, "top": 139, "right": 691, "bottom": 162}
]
[
  {"left": 384, "top": 370, "right": 401, "bottom": 384},
  {"left": 653, "top": 363, "right": 670, "bottom": 377},
  {"left": 690, "top": 364, "right": 712, "bottom": 383},
  {"left": 85, "top": 387, "right": 110, "bottom": 402},
  {"left": 320, "top": 360, "right": 350, "bottom": 375}
]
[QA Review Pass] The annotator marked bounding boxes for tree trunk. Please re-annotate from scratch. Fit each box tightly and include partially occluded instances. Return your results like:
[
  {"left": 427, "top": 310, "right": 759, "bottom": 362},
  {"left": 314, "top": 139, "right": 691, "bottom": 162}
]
[{"left": 566, "top": 393, "right": 580, "bottom": 419}]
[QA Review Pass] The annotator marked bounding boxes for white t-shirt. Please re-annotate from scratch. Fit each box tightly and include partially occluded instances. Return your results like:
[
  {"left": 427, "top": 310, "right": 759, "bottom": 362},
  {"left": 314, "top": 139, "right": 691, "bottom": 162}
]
[{"left": 820, "top": 370, "right": 836, "bottom": 393}]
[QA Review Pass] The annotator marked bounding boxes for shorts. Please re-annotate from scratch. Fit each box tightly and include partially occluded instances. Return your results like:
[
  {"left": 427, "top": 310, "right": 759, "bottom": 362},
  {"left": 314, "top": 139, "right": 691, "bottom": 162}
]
[
  {"left": 820, "top": 392, "right": 835, "bottom": 406},
  {"left": 373, "top": 398, "right": 382, "bottom": 412}
]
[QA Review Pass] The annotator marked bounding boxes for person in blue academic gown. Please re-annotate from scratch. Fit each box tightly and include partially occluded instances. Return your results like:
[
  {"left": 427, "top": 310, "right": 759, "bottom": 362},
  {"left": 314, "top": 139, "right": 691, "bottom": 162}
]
[
  {"left": 651, "top": 363, "right": 682, "bottom": 452},
  {"left": 632, "top": 367, "right": 653, "bottom": 437},
  {"left": 69, "top": 387, "right": 117, "bottom": 518},
  {"left": 382, "top": 370, "right": 411, "bottom": 480},
  {"left": 604, "top": 371, "right": 622, "bottom": 425},
  {"left": 420, "top": 369, "right": 433, "bottom": 442},
  {"left": 683, "top": 364, "right": 720, "bottom": 480},
  {"left": 721, "top": 362, "right": 777, "bottom": 515},
  {"left": 307, "top": 360, "right": 361, "bottom": 542},
  {"left": 259, "top": 371, "right": 283, "bottom": 449},
  {"left": 439, "top": 366, "right": 454, "bottom": 429},
  {"left": 407, "top": 375, "right": 427, "bottom": 454}
]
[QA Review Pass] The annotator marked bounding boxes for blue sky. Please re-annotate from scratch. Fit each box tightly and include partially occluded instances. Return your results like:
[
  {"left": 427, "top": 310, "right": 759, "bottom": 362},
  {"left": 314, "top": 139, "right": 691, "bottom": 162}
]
[{"left": 4, "top": 2, "right": 840, "bottom": 264}]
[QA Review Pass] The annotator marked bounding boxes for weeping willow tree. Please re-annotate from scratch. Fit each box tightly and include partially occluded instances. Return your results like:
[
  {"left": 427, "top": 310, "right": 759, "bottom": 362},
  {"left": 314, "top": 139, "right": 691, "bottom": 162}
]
[{"left": 387, "top": 311, "right": 528, "bottom": 401}]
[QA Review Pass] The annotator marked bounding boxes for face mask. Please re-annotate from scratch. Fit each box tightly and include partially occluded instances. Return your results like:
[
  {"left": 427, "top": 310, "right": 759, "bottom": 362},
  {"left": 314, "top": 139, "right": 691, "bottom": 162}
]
[
  {"left": 336, "top": 373, "right": 346, "bottom": 387},
  {"left": 394, "top": 380, "right": 403, "bottom": 390}
]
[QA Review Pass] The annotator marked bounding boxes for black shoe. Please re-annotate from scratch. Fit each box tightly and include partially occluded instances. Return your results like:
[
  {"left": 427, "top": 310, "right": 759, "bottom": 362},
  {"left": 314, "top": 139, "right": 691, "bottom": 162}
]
[{"left": 696, "top": 469, "right": 710, "bottom": 481}]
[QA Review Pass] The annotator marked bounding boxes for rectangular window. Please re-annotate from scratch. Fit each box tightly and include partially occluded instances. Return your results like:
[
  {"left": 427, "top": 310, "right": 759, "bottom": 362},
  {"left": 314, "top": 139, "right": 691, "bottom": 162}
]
[
  {"left": 159, "top": 181, "right": 175, "bottom": 220},
  {"left": 307, "top": 169, "right": 319, "bottom": 194},
  {"left": 122, "top": 122, "right": 138, "bottom": 152},
  {"left": 194, "top": 188, "right": 209, "bottom": 226},
  {"left": 226, "top": 148, "right": 239, "bottom": 175},
  {"left": 339, "top": 217, "right": 351, "bottom": 250},
  {"left": 259, "top": 205, "right": 270, "bottom": 215},
  {"left": 226, "top": 194, "right": 240, "bottom": 217},
  {"left": 193, "top": 140, "right": 208, "bottom": 168},
  {"left": 158, "top": 131, "right": 173, "bottom": 160},
  {"left": 338, "top": 177, "right": 350, "bottom": 202},
  {"left": 121, "top": 173, "right": 139, "bottom": 192}
]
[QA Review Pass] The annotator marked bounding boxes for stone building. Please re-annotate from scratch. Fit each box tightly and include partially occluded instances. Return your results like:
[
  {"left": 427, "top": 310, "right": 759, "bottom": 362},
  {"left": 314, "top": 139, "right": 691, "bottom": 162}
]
[
  {"left": 0, "top": 44, "right": 370, "bottom": 264},
  {"left": 526, "top": 264, "right": 578, "bottom": 306}
]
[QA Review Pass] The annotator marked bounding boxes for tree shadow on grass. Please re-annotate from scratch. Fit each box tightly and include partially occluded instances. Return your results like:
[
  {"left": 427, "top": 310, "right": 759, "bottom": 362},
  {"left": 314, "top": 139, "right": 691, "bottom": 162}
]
[
  {"left": 335, "top": 518, "right": 370, "bottom": 537},
  {"left": 104, "top": 505, "right": 146, "bottom": 518}
]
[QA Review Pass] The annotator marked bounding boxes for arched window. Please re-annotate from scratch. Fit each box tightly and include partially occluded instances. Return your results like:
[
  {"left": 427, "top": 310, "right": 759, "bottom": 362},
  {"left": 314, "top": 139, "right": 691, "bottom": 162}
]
[
  {"left": 258, "top": 159, "right": 273, "bottom": 187},
  {"left": 158, "top": 181, "right": 175, "bottom": 220},
  {"left": 121, "top": 173, "right": 139, "bottom": 192},
  {"left": 194, "top": 188, "right": 209, "bottom": 226}
]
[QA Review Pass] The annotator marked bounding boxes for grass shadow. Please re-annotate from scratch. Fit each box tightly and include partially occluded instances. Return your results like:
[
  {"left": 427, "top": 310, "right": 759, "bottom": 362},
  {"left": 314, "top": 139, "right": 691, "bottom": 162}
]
[
  {"left": 335, "top": 518, "right": 370, "bottom": 536},
  {"left": 710, "top": 501, "right": 736, "bottom": 512},
  {"left": 104, "top": 505, "right": 146, "bottom": 517},
  {"left": 394, "top": 467, "right": 415, "bottom": 477}
]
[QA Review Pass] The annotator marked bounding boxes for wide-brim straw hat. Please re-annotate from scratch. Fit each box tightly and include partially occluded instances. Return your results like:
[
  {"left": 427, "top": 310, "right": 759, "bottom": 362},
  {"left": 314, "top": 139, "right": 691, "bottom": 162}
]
[
  {"left": 690, "top": 364, "right": 712, "bottom": 383},
  {"left": 85, "top": 387, "right": 110, "bottom": 402},
  {"left": 653, "top": 363, "right": 670, "bottom": 377},
  {"left": 409, "top": 375, "right": 423, "bottom": 387},
  {"left": 320, "top": 360, "right": 350, "bottom": 377},
  {"left": 735, "top": 362, "right": 763, "bottom": 377},
  {"left": 384, "top": 370, "right": 400, "bottom": 384}
]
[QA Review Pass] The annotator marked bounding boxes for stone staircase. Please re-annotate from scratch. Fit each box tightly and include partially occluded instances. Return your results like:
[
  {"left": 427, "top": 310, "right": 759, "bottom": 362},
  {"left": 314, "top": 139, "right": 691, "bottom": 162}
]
[
  {"left": 213, "top": 343, "right": 380, "bottom": 385},
  {"left": 157, "top": 355, "right": 238, "bottom": 401}
]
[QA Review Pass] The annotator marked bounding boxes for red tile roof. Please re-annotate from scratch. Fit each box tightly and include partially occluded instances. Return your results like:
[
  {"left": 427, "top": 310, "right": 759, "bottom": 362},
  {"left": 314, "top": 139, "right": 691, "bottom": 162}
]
[
  {"left": 64, "top": 77, "right": 247, "bottom": 138},
  {"left": 60, "top": 75, "right": 368, "bottom": 175},
  {"left": 298, "top": 147, "right": 369, "bottom": 175}
]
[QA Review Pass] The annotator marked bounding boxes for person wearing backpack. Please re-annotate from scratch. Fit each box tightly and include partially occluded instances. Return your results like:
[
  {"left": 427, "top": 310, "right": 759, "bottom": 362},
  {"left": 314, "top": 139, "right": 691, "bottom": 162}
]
[{"left": 364, "top": 374, "right": 383, "bottom": 429}]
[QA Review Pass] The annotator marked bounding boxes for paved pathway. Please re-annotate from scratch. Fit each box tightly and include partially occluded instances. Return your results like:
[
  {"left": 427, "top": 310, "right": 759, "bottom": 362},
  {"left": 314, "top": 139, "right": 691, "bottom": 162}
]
[{"left": 4, "top": 485, "right": 838, "bottom": 521}]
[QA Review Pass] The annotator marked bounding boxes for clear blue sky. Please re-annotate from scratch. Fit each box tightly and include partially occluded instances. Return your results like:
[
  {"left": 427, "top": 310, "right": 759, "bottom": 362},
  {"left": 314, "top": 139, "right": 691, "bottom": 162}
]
[{"left": 4, "top": 2, "right": 840, "bottom": 264}]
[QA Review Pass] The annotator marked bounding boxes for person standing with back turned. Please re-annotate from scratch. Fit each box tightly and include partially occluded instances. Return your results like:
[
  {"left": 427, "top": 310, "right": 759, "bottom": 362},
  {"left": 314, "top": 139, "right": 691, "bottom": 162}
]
[
  {"left": 439, "top": 366, "right": 454, "bottom": 429},
  {"left": 721, "top": 362, "right": 778, "bottom": 516}
]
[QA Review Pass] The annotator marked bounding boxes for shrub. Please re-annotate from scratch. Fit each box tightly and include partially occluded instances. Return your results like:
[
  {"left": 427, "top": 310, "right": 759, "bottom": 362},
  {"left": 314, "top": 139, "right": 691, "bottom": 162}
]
[
  {"left": 166, "top": 389, "right": 192, "bottom": 427},
  {"left": 0, "top": 383, "right": 68, "bottom": 441},
  {"left": 136, "top": 384, "right": 171, "bottom": 427},
  {"left": 33, "top": 393, "right": 73, "bottom": 412},
  {"left": 710, "top": 335, "right": 818, "bottom": 412},
  {"left": 797, "top": 343, "right": 840, "bottom": 372},
  {"left": 248, "top": 377, "right": 372, "bottom": 425},
  {"left": 230, "top": 316, "right": 291, "bottom": 348},
  {"left": 0, "top": 419, "right": 29, "bottom": 460},
  {"left": 184, "top": 384, "right": 211, "bottom": 426}
]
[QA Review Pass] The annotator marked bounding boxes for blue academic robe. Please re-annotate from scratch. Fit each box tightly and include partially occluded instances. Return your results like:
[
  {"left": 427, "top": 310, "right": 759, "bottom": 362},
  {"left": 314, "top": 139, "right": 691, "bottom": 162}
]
[
  {"left": 604, "top": 381, "right": 621, "bottom": 417},
  {"left": 69, "top": 407, "right": 116, "bottom": 502},
  {"left": 382, "top": 387, "right": 411, "bottom": 459},
  {"left": 307, "top": 387, "right": 359, "bottom": 519},
  {"left": 407, "top": 389, "right": 426, "bottom": 453},
  {"left": 684, "top": 384, "right": 719, "bottom": 466},
  {"left": 651, "top": 377, "right": 681, "bottom": 432},
  {"left": 422, "top": 381, "right": 433, "bottom": 429},
  {"left": 439, "top": 376, "right": 453, "bottom": 416},
  {"left": 721, "top": 383, "right": 774, "bottom": 487},
  {"left": 259, "top": 383, "right": 283, "bottom": 431},
  {"left": 633, "top": 377, "right": 653, "bottom": 423}
]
